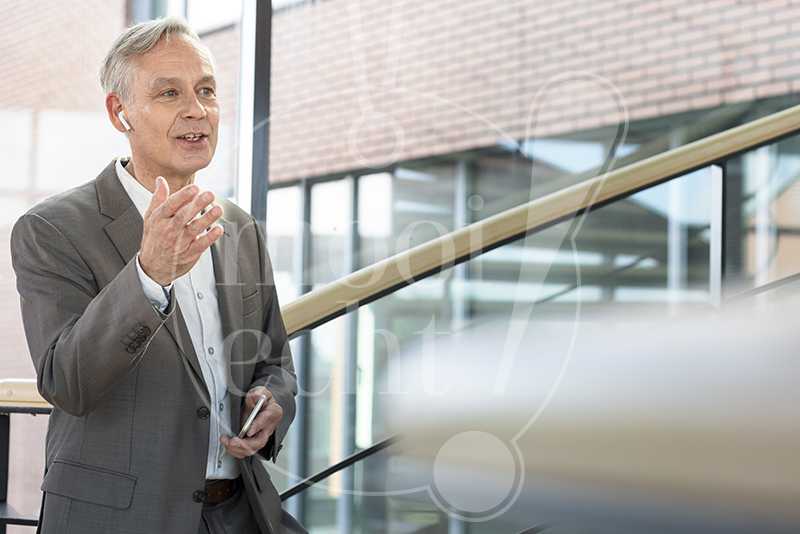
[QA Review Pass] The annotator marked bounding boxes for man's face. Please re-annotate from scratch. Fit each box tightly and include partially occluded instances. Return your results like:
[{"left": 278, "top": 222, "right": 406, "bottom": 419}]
[{"left": 124, "top": 34, "right": 219, "bottom": 182}]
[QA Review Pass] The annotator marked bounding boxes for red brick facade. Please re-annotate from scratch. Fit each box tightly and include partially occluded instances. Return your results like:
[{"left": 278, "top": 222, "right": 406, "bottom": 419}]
[{"left": 270, "top": 0, "right": 800, "bottom": 182}]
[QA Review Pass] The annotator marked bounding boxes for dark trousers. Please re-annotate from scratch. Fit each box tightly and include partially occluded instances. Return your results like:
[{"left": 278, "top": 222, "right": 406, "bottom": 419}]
[{"left": 198, "top": 485, "right": 261, "bottom": 534}]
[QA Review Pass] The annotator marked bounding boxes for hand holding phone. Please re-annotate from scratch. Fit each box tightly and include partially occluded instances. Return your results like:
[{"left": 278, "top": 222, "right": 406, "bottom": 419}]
[{"left": 238, "top": 394, "right": 267, "bottom": 438}]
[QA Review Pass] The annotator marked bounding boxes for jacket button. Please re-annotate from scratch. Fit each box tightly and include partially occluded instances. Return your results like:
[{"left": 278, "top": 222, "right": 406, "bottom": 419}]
[
  {"left": 126, "top": 345, "right": 136, "bottom": 354},
  {"left": 193, "top": 490, "right": 206, "bottom": 503},
  {"left": 197, "top": 407, "right": 210, "bottom": 420},
  {"left": 135, "top": 332, "right": 147, "bottom": 343},
  {"left": 140, "top": 326, "right": 151, "bottom": 336}
]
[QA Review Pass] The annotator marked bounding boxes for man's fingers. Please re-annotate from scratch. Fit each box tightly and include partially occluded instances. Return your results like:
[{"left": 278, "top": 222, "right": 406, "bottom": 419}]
[
  {"left": 152, "top": 183, "right": 201, "bottom": 220},
  {"left": 220, "top": 390, "right": 281, "bottom": 458},
  {"left": 245, "top": 387, "right": 273, "bottom": 410},
  {"left": 185, "top": 205, "right": 223, "bottom": 236},
  {"left": 245, "top": 402, "right": 282, "bottom": 438},
  {"left": 245, "top": 412, "right": 269, "bottom": 438},
  {"left": 220, "top": 432, "right": 266, "bottom": 459},
  {"left": 171, "top": 190, "right": 215, "bottom": 231},
  {"left": 187, "top": 225, "right": 223, "bottom": 256},
  {"left": 171, "top": 225, "right": 221, "bottom": 274},
  {"left": 220, "top": 435, "right": 253, "bottom": 458},
  {"left": 240, "top": 388, "right": 278, "bottom": 437}
]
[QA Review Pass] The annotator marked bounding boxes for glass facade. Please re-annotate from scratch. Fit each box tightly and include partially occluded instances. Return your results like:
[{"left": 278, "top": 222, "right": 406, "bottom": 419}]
[
  {"left": 724, "top": 135, "right": 800, "bottom": 298},
  {"left": 266, "top": 132, "right": 800, "bottom": 533}
]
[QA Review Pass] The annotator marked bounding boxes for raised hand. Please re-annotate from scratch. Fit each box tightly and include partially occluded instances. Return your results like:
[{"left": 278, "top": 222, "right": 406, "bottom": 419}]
[{"left": 138, "top": 177, "right": 224, "bottom": 286}]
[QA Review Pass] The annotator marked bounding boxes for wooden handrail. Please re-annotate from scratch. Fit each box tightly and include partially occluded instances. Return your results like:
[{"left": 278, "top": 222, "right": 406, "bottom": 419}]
[
  {"left": 280, "top": 102, "right": 800, "bottom": 336},
  {"left": 5, "top": 101, "right": 800, "bottom": 409},
  {"left": 0, "top": 379, "right": 48, "bottom": 409}
]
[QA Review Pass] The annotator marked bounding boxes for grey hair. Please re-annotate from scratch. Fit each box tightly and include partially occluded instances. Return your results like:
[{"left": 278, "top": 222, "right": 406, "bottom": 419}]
[{"left": 100, "top": 17, "right": 215, "bottom": 102}]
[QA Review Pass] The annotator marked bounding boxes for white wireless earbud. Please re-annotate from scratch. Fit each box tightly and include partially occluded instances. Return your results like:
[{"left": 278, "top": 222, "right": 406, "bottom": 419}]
[{"left": 118, "top": 111, "right": 131, "bottom": 131}]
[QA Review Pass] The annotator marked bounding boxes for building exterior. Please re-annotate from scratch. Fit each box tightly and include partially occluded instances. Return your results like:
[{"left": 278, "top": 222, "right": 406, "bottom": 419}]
[{"left": 2, "top": 1, "right": 800, "bottom": 532}]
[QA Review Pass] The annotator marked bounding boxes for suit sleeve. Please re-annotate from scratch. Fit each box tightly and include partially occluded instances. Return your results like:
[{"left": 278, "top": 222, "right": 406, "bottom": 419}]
[
  {"left": 11, "top": 212, "right": 173, "bottom": 416},
  {"left": 249, "top": 220, "right": 298, "bottom": 461}
]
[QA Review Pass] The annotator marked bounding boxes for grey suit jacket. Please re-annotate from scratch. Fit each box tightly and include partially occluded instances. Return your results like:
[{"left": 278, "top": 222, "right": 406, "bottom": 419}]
[{"left": 11, "top": 160, "right": 301, "bottom": 534}]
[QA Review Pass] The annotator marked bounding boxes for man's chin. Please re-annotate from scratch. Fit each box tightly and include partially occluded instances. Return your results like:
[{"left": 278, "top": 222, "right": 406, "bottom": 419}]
[{"left": 178, "top": 155, "right": 215, "bottom": 176}]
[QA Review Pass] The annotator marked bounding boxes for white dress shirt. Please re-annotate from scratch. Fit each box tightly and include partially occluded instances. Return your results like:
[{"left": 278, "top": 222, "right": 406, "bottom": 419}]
[{"left": 116, "top": 157, "right": 240, "bottom": 481}]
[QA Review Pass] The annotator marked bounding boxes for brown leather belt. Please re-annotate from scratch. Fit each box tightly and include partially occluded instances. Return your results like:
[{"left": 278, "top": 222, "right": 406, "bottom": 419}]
[{"left": 203, "top": 477, "right": 239, "bottom": 505}]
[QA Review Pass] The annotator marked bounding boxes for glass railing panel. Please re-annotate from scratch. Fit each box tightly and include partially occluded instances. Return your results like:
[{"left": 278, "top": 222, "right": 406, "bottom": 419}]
[
  {"left": 287, "top": 167, "right": 718, "bottom": 531},
  {"left": 264, "top": 129, "right": 800, "bottom": 531},
  {"left": 467, "top": 167, "right": 715, "bottom": 328},
  {"left": 350, "top": 456, "right": 456, "bottom": 534},
  {"left": 302, "top": 483, "right": 338, "bottom": 533},
  {"left": 298, "top": 314, "right": 349, "bottom": 529},
  {"left": 724, "top": 131, "right": 800, "bottom": 297},
  {"left": 471, "top": 151, "right": 563, "bottom": 220},
  {"left": 327, "top": 439, "right": 548, "bottom": 534},
  {"left": 320, "top": 446, "right": 452, "bottom": 534},
  {"left": 468, "top": 101, "right": 800, "bottom": 225},
  {"left": 358, "top": 164, "right": 457, "bottom": 271}
]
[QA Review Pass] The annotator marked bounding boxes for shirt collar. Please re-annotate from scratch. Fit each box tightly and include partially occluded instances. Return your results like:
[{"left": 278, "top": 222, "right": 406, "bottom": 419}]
[{"left": 115, "top": 157, "right": 152, "bottom": 219}]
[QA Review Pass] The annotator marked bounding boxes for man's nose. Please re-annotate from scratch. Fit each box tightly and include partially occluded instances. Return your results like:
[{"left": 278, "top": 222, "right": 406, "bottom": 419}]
[{"left": 181, "top": 92, "right": 206, "bottom": 120}]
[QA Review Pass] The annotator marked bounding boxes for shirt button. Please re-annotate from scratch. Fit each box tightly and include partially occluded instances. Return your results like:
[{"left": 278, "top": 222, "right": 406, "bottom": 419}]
[
  {"left": 197, "top": 292, "right": 204, "bottom": 300},
  {"left": 197, "top": 407, "right": 210, "bottom": 420},
  {"left": 193, "top": 490, "right": 206, "bottom": 503},
  {"left": 208, "top": 347, "right": 214, "bottom": 355},
  {"left": 218, "top": 460, "right": 222, "bottom": 468},
  {"left": 219, "top": 403, "right": 224, "bottom": 411}
]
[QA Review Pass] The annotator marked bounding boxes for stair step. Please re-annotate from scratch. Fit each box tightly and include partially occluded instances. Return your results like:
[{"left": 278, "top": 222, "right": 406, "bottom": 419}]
[{"left": 0, "top": 502, "right": 38, "bottom": 526}]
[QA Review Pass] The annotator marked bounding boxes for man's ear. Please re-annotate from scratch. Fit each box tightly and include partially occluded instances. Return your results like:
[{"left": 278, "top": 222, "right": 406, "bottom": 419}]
[{"left": 105, "top": 93, "right": 129, "bottom": 133}]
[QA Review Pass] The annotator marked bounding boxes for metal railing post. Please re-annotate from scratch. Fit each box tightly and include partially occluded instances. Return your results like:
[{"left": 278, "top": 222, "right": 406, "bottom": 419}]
[{"left": 0, "top": 413, "right": 8, "bottom": 534}]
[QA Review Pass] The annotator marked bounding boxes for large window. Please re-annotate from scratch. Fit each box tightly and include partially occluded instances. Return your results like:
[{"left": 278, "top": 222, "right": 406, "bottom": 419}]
[
  {"left": 266, "top": 144, "right": 735, "bottom": 532},
  {"left": 724, "top": 136, "right": 800, "bottom": 297},
  {"left": 266, "top": 127, "right": 800, "bottom": 530}
]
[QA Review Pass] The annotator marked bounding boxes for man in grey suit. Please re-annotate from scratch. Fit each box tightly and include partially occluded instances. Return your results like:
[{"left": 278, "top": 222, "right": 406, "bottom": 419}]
[{"left": 11, "top": 17, "right": 305, "bottom": 534}]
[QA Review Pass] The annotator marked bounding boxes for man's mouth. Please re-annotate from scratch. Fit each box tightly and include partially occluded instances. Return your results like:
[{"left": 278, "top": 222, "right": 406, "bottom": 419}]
[{"left": 180, "top": 133, "right": 205, "bottom": 141}]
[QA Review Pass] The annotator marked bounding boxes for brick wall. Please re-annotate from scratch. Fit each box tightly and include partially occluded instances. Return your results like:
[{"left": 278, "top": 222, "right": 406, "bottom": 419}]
[
  {"left": 0, "top": 1, "right": 127, "bottom": 527},
  {"left": 269, "top": 0, "right": 800, "bottom": 183}
]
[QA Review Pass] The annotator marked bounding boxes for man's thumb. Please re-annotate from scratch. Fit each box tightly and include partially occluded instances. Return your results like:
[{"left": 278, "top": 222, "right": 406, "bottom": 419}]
[
  {"left": 153, "top": 176, "right": 170, "bottom": 203},
  {"left": 145, "top": 177, "right": 169, "bottom": 219}
]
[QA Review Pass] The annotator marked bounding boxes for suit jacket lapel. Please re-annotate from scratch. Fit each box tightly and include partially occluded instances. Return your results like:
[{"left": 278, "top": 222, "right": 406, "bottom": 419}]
[
  {"left": 163, "top": 307, "right": 209, "bottom": 399},
  {"left": 98, "top": 161, "right": 143, "bottom": 265},
  {"left": 96, "top": 160, "right": 208, "bottom": 396}
]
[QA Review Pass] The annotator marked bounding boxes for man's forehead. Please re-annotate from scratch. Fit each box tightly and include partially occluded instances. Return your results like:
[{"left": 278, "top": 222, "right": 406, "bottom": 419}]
[{"left": 132, "top": 34, "right": 215, "bottom": 82}]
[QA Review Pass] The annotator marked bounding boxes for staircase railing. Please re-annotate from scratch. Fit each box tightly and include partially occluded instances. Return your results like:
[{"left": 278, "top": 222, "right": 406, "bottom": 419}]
[{"left": 280, "top": 102, "right": 800, "bottom": 336}]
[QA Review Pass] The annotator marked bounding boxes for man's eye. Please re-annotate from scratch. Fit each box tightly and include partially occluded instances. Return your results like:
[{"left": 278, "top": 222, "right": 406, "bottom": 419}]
[
  {"left": 199, "top": 88, "right": 215, "bottom": 96},
  {"left": 163, "top": 90, "right": 177, "bottom": 97}
]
